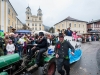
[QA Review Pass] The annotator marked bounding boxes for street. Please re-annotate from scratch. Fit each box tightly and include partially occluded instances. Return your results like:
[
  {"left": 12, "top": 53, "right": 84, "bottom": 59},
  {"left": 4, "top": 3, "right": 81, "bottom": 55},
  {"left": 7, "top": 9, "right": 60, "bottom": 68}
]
[{"left": 33, "top": 41, "right": 100, "bottom": 75}]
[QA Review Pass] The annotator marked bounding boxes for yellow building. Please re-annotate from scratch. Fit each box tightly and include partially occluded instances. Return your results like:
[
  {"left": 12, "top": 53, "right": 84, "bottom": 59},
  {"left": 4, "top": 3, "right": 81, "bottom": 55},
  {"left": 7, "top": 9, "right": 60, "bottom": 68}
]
[
  {"left": 25, "top": 6, "right": 44, "bottom": 32},
  {"left": 54, "top": 16, "right": 87, "bottom": 34},
  {"left": 16, "top": 17, "right": 23, "bottom": 30},
  {"left": 0, "top": 0, "right": 18, "bottom": 32}
]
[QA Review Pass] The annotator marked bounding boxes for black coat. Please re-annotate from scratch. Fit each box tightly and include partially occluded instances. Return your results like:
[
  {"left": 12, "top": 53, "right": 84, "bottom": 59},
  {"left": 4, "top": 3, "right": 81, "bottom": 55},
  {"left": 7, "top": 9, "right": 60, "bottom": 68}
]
[
  {"left": 36, "top": 37, "right": 48, "bottom": 49},
  {"left": 54, "top": 40, "right": 74, "bottom": 59}
]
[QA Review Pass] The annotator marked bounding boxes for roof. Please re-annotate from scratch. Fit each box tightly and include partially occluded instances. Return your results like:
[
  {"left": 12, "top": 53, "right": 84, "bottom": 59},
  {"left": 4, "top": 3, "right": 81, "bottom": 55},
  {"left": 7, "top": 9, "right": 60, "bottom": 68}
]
[
  {"left": 38, "top": 7, "right": 41, "bottom": 11},
  {"left": 8, "top": 0, "right": 18, "bottom": 16},
  {"left": 54, "top": 16, "right": 87, "bottom": 26},
  {"left": 16, "top": 17, "right": 23, "bottom": 24},
  {"left": 87, "top": 19, "right": 100, "bottom": 24},
  {"left": 26, "top": 6, "right": 31, "bottom": 9}
]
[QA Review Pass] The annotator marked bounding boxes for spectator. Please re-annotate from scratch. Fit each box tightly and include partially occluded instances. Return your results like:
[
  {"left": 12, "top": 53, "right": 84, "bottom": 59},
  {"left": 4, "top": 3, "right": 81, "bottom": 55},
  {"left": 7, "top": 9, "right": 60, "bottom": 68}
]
[
  {"left": 89, "top": 35, "right": 91, "bottom": 42},
  {"left": 17, "top": 41, "right": 23, "bottom": 58},
  {"left": 64, "top": 27, "right": 73, "bottom": 36},
  {"left": 6, "top": 40, "right": 15, "bottom": 55},
  {"left": 4, "top": 34, "right": 10, "bottom": 55}
]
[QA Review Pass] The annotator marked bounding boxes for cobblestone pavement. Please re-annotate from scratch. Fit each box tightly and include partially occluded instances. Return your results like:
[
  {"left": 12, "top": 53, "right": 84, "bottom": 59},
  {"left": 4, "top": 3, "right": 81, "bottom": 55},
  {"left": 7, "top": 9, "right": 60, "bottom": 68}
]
[{"left": 33, "top": 41, "right": 100, "bottom": 75}]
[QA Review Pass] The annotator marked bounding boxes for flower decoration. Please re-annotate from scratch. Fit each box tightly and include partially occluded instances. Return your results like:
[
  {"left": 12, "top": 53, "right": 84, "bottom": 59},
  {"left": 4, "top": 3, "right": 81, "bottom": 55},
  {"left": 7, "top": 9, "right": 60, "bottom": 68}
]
[{"left": 57, "top": 44, "right": 60, "bottom": 49}]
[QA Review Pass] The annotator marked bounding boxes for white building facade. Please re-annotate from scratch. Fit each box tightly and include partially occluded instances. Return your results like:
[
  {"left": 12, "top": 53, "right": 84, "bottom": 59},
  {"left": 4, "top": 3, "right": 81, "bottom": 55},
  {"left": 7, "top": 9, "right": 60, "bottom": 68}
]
[{"left": 25, "top": 6, "right": 44, "bottom": 32}]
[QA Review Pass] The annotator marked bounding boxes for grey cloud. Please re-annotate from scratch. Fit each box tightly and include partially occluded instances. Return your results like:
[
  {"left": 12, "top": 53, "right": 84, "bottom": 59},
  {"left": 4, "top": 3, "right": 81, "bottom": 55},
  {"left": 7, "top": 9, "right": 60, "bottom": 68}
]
[{"left": 10, "top": 0, "right": 100, "bottom": 27}]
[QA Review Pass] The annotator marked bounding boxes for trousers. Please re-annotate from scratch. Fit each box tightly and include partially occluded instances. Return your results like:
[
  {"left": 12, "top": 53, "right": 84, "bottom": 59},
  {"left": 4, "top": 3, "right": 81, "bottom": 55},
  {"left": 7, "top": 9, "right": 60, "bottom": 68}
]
[
  {"left": 30, "top": 47, "right": 47, "bottom": 65},
  {"left": 57, "top": 58, "right": 70, "bottom": 75}
]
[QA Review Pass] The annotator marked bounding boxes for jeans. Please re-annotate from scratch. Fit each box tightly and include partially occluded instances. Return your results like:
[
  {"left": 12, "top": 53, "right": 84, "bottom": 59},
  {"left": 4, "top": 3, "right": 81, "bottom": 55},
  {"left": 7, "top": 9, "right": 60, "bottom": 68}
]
[{"left": 17, "top": 45, "right": 23, "bottom": 58}]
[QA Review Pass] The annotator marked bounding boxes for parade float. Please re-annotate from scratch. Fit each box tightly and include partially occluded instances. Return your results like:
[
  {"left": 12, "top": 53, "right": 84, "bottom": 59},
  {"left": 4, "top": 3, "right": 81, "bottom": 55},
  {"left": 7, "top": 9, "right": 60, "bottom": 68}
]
[{"left": 48, "top": 36, "right": 82, "bottom": 64}]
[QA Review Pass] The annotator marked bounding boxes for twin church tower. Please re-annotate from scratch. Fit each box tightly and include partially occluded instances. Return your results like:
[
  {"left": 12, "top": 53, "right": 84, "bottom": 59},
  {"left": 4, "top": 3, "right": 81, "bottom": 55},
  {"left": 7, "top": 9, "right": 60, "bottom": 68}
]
[{"left": 25, "top": 6, "right": 44, "bottom": 32}]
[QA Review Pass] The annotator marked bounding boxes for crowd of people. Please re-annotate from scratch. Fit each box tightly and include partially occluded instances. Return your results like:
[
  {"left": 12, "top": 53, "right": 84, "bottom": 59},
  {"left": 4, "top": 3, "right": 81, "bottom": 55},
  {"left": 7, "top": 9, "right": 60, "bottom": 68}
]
[
  {"left": 0, "top": 27, "right": 99, "bottom": 56},
  {"left": 0, "top": 32, "right": 58, "bottom": 56},
  {"left": 63, "top": 27, "right": 99, "bottom": 42}
]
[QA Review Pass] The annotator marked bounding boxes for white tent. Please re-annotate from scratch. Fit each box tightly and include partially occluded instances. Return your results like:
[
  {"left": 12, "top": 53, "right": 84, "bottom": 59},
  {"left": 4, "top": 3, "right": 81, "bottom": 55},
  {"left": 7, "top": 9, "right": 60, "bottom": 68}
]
[{"left": 34, "top": 30, "right": 51, "bottom": 35}]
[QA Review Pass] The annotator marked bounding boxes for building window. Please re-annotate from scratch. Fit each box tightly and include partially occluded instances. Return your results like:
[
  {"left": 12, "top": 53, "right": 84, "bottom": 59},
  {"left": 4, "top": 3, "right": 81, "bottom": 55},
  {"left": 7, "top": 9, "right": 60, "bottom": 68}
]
[
  {"left": 40, "top": 24, "right": 41, "bottom": 26},
  {"left": 28, "top": 17, "right": 29, "bottom": 19},
  {"left": 28, "top": 23, "right": 29, "bottom": 26},
  {"left": 32, "top": 24, "right": 34, "bottom": 26},
  {"left": 8, "top": 19, "right": 10, "bottom": 25},
  {"left": 74, "top": 24, "right": 76, "bottom": 27},
  {"left": 35, "top": 24, "right": 37, "bottom": 26},
  {"left": 83, "top": 25, "right": 84, "bottom": 27},
  {"left": 62, "top": 24, "right": 63, "bottom": 27},
  {"left": 8, "top": 8, "right": 10, "bottom": 15},
  {"left": 83, "top": 31, "right": 84, "bottom": 33},
  {"left": 91, "top": 25, "right": 92, "bottom": 27},
  {"left": 40, "top": 28, "right": 41, "bottom": 30},
  {"left": 12, "top": 13, "right": 13, "bottom": 18},
  {"left": 95, "top": 24, "right": 96, "bottom": 27},
  {"left": 79, "top": 24, "right": 80, "bottom": 27},
  {"left": 97, "top": 24, "right": 98, "bottom": 27},
  {"left": 39, "top": 17, "right": 41, "bottom": 20},
  {"left": 35, "top": 27, "right": 37, "bottom": 30},
  {"left": 69, "top": 23, "right": 71, "bottom": 27}
]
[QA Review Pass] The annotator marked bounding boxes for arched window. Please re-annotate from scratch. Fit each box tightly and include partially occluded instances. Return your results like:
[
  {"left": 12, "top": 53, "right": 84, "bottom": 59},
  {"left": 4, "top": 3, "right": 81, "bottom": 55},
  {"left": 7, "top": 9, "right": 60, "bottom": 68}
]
[
  {"left": 28, "top": 17, "right": 29, "bottom": 19},
  {"left": 28, "top": 23, "right": 29, "bottom": 26}
]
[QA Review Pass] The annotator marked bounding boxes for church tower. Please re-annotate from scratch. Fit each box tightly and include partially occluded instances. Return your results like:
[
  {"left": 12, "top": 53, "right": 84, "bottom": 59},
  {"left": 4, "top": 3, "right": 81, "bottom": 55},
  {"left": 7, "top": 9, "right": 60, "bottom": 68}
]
[
  {"left": 25, "top": 6, "right": 44, "bottom": 31},
  {"left": 25, "top": 6, "right": 32, "bottom": 29},
  {"left": 37, "top": 7, "right": 43, "bottom": 21},
  {"left": 26, "top": 6, "right": 32, "bottom": 21}
]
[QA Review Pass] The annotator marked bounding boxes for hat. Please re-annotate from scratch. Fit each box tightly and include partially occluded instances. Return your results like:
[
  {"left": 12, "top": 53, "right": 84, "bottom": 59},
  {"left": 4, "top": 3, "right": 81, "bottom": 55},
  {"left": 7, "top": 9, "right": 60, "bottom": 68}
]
[
  {"left": 59, "top": 33, "right": 64, "bottom": 38},
  {"left": 39, "top": 32, "right": 44, "bottom": 36}
]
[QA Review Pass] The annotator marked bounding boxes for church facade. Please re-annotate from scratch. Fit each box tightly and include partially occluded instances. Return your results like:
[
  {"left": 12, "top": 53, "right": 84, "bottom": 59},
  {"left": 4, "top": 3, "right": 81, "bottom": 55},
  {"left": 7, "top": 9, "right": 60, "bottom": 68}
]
[{"left": 25, "top": 6, "right": 44, "bottom": 32}]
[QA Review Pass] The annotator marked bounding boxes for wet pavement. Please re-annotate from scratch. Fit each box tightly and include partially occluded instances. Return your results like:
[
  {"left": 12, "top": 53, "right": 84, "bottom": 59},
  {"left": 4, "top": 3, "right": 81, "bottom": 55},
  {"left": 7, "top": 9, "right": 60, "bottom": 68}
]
[{"left": 32, "top": 41, "right": 100, "bottom": 75}]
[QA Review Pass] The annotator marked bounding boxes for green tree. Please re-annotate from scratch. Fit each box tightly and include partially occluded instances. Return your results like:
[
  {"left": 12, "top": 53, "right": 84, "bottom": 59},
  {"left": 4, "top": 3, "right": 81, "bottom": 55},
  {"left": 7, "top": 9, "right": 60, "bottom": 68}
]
[{"left": 49, "top": 27, "right": 54, "bottom": 33}]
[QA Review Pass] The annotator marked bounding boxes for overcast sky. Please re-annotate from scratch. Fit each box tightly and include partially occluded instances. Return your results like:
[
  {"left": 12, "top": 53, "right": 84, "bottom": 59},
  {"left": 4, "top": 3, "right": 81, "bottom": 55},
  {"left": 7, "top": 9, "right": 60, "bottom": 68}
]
[{"left": 10, "top": 0, "right": 100, "bottom": 27}]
